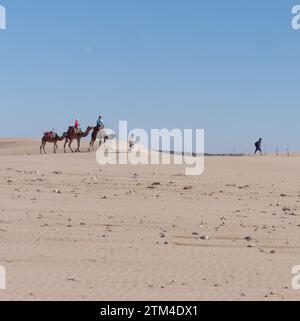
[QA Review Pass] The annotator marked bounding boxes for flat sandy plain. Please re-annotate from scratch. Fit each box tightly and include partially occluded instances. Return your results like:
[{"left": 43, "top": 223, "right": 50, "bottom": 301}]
[{"left": 0, "top": 138, "right": 300, "bottom": 301}]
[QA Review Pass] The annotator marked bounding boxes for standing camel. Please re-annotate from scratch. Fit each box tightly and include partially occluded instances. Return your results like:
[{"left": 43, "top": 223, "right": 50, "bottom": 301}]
[
  {"left": 88, "top": 126, "right": 101, "bottom": 152},
  {"left": 40, "top": 132, "right": 67, "bottom": 154},
  {"left": 88, "top": 126, "right": 105, "bottom": 152},
  {"left": 64, "top": 126, "right": 93, "bottom": 153}
]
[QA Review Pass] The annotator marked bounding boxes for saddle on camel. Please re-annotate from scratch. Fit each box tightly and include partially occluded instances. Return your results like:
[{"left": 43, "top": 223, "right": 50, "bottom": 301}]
[{"left": 44, "top": 131, "right": 55, "bottom": 141}]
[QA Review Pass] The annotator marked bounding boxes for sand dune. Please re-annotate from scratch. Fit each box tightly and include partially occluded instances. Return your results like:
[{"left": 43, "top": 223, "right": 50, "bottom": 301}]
[
  {"left": 0, "top": 138, "right": 41, "bottom": 156},
  {"left": 1, "top": 138, "right": 300, "bottom": 300}
]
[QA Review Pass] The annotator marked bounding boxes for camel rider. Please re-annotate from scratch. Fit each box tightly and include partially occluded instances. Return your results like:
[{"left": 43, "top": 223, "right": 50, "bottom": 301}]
[
  {"left": 74, "top": 119, "right": 81, "bottom": 134},
  {"left": 96, "top": 115, "right": 104, "bottom": 129}
]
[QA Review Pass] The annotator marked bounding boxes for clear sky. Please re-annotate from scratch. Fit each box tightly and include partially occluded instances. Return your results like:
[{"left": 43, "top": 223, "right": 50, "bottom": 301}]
[{"left": 0, "top": 0, "right": 300, "bottom": 153}]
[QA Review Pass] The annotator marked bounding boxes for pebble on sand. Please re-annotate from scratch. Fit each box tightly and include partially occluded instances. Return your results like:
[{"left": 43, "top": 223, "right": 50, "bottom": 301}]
[{"left": 200, "top": 235, "right": 209, "bottom": 240}]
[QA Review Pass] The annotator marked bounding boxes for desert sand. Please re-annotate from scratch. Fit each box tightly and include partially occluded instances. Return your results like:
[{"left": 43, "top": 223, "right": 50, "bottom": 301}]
[{"left": 1, "top": 137, "right": 300, "bottom": 301}]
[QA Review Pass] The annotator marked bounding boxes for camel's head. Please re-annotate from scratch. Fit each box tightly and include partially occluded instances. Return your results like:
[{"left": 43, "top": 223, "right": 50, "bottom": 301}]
[{"left": 87, "top": 126, "right": 93, "bottom": 132}]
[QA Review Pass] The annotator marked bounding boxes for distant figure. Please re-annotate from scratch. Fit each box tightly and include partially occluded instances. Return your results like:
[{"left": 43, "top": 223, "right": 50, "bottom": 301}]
[
  {"left": 254, "top": 138, "right": 263, "bottom": 156},
  {"left": 96, "top": 115, "right": 104, "bottom": 129},
  {"left": 128, "top": 134, "right": 136, "bottom": 151}
]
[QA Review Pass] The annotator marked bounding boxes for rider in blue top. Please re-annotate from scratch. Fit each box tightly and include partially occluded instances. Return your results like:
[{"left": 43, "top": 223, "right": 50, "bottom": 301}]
[{"left": 97, "top": 115, "right": 104, "bottom": 128}]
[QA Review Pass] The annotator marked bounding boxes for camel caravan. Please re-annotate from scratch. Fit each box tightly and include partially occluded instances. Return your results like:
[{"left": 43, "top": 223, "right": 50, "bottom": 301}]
[{"left": 40, "top": 116, "right": 112, "bottom": 154}]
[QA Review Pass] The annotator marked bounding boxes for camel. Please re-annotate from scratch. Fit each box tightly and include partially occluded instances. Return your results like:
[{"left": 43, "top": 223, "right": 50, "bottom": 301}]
[
  {"left": 64, "top": 126, "right": 93, "bottom": 153},
  {"left": 88, "top": 126, "right": 102, "bottom": 152},
  {"left": 40, "top": 131, "right": 67, "bottom": 154},
  {"left": 88, "top": 127, "right": 116, "bottom": 152}
]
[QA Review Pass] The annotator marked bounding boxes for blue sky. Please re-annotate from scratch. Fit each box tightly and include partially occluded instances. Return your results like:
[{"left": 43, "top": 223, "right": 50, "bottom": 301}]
[{"left": 0, "top": 0, "right": 299, "bottom": 153}]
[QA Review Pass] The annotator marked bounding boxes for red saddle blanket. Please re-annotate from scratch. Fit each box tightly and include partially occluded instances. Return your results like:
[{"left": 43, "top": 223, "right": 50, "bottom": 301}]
[{"left": 44, "top": 131, "right": 54, "bottom": 140}]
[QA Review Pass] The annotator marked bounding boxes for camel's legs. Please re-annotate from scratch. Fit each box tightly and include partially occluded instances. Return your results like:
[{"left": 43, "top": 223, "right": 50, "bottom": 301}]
[
  {"left": 43, "top": 143, "right": 47, "bottom": 154},
  {"left": 76, "top": 138, "right": 81, "bottom": 153},
  {"left": 88, "top": 139, "right": 95, "bottom": 152},
  {"left": 68, "top": 139, "right": 74, "bottom": 153},
  {"left": 54, "top": 143, "right": 58, "bottom": 154},
  {"left": 88, "top": 141, "right": 92, "bottom": 152},
  {"left": 104, "top": 136, "right": 109, "bottom": 151},
  {"left": 64, "top": 138, "right": 68, "bottom": 153},
  {"left": 40, "top": 139, "right": 45, "bottom": 154}
]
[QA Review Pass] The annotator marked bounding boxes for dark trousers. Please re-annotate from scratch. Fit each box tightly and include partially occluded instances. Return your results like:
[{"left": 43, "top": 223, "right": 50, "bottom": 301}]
[{"left": 254, "top": 147, "right": 262, "bottom": 155}]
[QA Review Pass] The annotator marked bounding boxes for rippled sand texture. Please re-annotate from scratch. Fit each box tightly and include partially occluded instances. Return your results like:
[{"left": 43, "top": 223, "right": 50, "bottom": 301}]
[{"left": 1, "top": 138, "right": 300, "bottom": 300}]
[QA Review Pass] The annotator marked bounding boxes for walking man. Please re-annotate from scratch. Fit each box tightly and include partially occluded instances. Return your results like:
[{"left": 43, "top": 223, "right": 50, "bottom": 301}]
[{"left": 254, "top": 138, "right": 263, "bottom": 156}]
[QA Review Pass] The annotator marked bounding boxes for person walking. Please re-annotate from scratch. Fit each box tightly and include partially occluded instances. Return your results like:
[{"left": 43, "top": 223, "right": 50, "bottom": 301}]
[{"left": 254, "top": 138, "right": 263, "bottom": 156}]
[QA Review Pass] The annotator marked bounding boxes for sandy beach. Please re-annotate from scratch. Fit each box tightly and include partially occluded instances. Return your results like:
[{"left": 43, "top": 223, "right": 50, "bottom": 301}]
[{"left": 0, "top": 138, "right": 300, "bottom": 301}]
